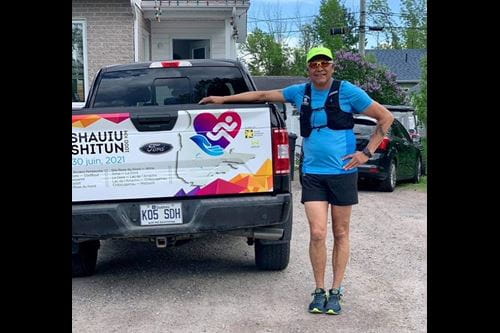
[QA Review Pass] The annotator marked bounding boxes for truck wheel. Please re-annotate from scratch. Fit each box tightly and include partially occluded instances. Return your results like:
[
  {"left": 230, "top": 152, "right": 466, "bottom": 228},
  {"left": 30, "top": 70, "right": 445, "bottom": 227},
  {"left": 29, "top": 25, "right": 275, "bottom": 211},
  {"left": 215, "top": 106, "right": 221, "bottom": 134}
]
[
  {"left": 254, "top": 240, "right": 290, "bottom": 270},
  {"left": 72, "top": 240, "right": 100, "bottom": 277}
]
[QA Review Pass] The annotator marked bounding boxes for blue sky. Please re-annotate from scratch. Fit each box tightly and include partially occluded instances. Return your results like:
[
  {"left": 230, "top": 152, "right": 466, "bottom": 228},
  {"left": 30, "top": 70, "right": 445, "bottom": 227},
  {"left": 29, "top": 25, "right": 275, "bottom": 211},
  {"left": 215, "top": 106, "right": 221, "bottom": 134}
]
[{"left": 246, "top": 0, "right": 404, "bottom": 49}]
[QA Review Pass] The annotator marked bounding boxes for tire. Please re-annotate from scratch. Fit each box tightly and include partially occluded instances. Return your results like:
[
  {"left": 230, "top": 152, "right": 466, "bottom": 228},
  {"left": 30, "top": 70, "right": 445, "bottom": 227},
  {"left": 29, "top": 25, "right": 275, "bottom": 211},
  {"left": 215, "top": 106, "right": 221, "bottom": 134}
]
[
  {"left": 72, "top": 240, "right": 100, "bottom": 277},
  {"left": 412, "top": 157, "right": 422, "bottom": 183},
  {"left": 379, "top": 159, "right": 397, "bottom": 192},
  {"left": 254, "top": 211, "right": 292, "bottom": 270},
  {"left": 254, "top": 240, "right": 290, "bottom": 270}
]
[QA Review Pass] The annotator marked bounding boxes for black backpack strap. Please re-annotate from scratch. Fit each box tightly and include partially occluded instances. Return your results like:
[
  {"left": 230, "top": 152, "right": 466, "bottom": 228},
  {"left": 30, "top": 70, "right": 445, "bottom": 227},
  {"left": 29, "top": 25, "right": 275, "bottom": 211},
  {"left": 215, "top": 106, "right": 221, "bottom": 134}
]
[
  {"left": 299, "top": 83, "right": 313, "bottom": 138},
  {"left": 303, "top": 82, "right": 311, "bottom": 106},
  {"left": 325, "top": 79, "right": 341, "bottom": 109}
]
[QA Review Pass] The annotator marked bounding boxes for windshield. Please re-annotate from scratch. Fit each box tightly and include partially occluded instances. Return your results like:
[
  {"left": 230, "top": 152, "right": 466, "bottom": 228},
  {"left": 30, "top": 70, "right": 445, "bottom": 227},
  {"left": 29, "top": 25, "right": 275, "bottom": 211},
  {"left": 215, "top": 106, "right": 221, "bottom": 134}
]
[{"left": 92, "top": 66, "right": 249, "bottom": 108}]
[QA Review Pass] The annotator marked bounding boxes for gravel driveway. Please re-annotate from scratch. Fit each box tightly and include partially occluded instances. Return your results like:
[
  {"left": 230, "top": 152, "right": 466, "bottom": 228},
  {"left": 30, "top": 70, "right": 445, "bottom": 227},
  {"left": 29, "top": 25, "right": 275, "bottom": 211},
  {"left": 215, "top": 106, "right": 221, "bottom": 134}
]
[{"left": 72, "top": 179, "right": 427, "bottom": 333}]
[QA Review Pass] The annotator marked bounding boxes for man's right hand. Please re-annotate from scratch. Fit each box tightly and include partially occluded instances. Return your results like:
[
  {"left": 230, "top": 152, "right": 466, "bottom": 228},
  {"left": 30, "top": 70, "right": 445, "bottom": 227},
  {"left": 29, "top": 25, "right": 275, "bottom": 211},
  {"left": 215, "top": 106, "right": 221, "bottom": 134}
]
[{"left": 199, "top": 96, "right": 225, "bottom": 104}]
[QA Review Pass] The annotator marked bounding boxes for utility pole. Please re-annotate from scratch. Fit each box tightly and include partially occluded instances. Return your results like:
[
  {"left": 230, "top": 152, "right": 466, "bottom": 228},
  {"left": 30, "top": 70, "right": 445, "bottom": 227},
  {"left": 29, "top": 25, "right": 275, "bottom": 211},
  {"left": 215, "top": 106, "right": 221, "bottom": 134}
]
[{"left": 359, "top": 0, "right": 366, "bottom": 56}]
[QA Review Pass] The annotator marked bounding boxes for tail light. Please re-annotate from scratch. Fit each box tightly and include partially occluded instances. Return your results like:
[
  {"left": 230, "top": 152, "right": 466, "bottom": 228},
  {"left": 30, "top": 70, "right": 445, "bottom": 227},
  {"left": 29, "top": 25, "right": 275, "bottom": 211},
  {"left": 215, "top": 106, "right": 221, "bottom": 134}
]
[
  {"left": 376, "top": 137, "right": 391, "bottom": 152},
  {"left": 272, "top": 128, "right": 290, "bottom": 174},
  {"left": 149, "top": 61, "right": 192, "bottom": 68}
]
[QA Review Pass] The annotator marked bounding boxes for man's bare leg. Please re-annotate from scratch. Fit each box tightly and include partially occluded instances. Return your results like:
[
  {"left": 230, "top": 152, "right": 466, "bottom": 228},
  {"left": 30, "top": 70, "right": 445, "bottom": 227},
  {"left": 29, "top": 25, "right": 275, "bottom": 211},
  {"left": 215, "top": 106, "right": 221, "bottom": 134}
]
[
  {"left": 330, "top": 205, "right": 352, "bottom": 290},
  {"left": 304, "top": 201, "right": 329, "bottom": 289}
]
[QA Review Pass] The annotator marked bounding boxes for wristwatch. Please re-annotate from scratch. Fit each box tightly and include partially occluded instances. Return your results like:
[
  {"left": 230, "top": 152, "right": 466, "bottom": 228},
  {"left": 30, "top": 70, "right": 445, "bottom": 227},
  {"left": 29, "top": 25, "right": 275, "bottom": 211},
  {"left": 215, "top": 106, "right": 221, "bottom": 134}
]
[{"left": 362, "top": 147, "right": 373, "bottom": 158}]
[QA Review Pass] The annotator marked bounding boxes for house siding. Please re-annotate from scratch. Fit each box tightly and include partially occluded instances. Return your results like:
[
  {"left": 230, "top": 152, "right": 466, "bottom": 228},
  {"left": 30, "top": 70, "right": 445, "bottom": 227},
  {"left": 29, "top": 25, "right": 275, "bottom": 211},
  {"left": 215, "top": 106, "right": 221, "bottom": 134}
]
[
  {"left": 72, "top": 0, "right": 134, "bottom": 84},
  {"left": 136, "top": 7, "right": 151, "bottom": 61},
  {"left": 151, "top": 20, "right": 225, "bottom": 60}
]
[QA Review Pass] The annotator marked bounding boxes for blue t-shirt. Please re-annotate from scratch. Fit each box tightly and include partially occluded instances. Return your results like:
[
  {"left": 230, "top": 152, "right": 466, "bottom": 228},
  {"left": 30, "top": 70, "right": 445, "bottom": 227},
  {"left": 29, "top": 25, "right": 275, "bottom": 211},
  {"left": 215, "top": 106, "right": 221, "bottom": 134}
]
[{"left": 283, "top": 80, "right": 373, "bottom": 174}]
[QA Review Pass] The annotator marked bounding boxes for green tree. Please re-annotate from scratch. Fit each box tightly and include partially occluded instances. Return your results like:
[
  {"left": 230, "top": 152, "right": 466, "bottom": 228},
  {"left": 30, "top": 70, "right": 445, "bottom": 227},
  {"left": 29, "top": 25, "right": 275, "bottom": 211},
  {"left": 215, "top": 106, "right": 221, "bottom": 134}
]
[
  {"left": 239, "top": 28, "right": 291, "bottom": 76},
  {"left": 368, "top": 0, "right": 402, "bottom": 49},
  {"left": 333, "top": 51, "right": 406, "bottom": 105},
  {"left": 401, "top": 0, "right": 427, "bottom": 48},
  {"left": 286, "top": 23, "right": 320, "bottom": 77},
  {"left": 313, "top": 0, "right": 358, "bottom": 52},
  {"left": 288, "top": 48, "right": 308, "bottom": 77},
  {"left": 412, "top": 56, "right": 427, "bottom": 126},
  {"left": 299, "top": 23, "right": 320, "bottom": 53}
]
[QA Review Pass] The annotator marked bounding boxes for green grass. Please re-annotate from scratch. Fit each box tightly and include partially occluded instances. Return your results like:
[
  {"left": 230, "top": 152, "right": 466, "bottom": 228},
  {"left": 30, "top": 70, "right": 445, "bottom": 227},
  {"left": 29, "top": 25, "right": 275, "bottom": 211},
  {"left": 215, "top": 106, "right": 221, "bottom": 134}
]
[{"left": 399, "top": 176, "right": 427, "bottom": 192}]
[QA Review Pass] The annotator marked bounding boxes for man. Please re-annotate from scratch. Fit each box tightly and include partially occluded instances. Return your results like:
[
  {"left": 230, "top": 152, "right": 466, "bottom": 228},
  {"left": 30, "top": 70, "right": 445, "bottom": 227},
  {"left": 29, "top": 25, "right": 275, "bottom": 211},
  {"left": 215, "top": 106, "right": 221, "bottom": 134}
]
[{"left": 199, "top": 46, "right": 394, "bottom": 315}]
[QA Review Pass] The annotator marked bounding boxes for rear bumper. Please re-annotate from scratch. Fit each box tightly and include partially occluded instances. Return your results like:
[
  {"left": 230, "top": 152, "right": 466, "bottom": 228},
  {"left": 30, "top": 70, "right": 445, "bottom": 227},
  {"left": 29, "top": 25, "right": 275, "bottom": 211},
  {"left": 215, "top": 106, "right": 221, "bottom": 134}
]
[
  {"left": 357, "top": 164, "right": 388, "bottom": 181},
  {"left": 73, "top": 193, "right": 292, "bottom": 241}
]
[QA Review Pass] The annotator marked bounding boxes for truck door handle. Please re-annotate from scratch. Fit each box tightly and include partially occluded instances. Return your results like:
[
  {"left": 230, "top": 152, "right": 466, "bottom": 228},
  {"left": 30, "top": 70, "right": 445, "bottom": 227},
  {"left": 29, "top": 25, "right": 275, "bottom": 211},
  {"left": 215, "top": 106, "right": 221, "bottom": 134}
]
[
  {"left": 137, "top": 115, "right": 173, "bottom": 124},
  {"left": 132, "top": 114, "right": 178, "bottom": 131}
]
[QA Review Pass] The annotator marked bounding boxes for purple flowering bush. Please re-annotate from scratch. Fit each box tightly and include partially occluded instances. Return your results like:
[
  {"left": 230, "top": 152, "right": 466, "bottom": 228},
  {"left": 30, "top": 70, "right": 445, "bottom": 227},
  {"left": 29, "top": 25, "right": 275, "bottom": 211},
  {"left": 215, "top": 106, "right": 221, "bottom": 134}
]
[{"left": 333, "top": 51, "right": 406, "bottom": 105}]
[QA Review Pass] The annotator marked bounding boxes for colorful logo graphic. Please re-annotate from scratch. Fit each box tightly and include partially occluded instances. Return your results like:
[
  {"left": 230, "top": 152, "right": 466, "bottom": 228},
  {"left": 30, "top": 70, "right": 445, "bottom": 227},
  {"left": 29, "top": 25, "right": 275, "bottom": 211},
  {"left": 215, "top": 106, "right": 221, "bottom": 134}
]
[{"left": 190, "top": 111, "right": 242, "bottom": 156}]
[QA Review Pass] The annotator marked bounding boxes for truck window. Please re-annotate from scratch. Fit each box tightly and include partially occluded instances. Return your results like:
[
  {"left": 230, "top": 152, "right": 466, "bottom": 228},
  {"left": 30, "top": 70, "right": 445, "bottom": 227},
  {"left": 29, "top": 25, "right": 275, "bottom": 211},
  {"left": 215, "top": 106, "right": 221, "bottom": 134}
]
[
  {"left": 92, "top": 67, "right": 249, "bottom": 108},
  {"left": 154, "top": 78, "right": 191, "bottom": 105}
]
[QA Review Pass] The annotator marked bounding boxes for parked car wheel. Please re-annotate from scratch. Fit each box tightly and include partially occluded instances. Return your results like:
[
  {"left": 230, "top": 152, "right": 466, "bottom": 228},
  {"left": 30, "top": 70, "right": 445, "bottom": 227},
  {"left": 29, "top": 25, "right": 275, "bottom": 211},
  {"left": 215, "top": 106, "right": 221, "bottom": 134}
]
[
  {"left": 412, "top": 157, "right": 422, "bottom": 183},
  {"left": 72, "top": 240, "right": 100, "bottom": 277},
  {"left": 379, "top": 159, "right": 397, "bottom": 192}
]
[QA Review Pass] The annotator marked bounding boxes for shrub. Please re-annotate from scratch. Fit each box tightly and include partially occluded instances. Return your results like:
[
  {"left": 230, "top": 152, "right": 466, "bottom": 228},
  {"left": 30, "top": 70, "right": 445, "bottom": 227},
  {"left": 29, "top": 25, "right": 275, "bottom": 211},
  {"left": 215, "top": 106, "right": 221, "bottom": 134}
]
[{"left": 333, "top": 50, "right": 406, "bottom": 105}]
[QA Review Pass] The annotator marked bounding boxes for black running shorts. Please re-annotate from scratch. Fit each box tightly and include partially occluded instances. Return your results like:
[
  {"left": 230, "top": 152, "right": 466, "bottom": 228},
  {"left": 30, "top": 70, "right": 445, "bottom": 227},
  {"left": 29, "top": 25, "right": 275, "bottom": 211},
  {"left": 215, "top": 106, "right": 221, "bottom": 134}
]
[{"left": 300, "top": 172, "right": 358, "bottom": 206}]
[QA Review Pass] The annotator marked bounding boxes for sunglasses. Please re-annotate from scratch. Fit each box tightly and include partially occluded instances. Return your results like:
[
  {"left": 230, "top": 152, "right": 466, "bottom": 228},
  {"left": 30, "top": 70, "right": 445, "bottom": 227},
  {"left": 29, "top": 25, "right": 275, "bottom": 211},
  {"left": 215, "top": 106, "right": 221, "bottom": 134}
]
[{"left": 308, "top": 60, "right": 333, "bottom": 69}]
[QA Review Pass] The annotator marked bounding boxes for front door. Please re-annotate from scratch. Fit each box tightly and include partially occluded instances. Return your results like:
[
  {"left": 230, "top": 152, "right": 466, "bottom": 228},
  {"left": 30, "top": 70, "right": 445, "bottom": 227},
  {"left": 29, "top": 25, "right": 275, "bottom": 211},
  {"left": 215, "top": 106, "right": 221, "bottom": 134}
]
[{"left": 172, "top": 39, "right": 210, "bottom": 60}]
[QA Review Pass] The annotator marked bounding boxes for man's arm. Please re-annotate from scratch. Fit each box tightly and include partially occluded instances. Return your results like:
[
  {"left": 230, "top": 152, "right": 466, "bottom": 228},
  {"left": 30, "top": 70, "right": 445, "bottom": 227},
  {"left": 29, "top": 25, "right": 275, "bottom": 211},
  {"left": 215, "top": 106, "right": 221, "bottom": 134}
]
[
  {"left": 343, "top": 101, "right": 394, "bottom": 170},
  {"left": 198, "top": 89, "right": 286, "bottom": 105},
  {"left": 360, "top": 102, "right": 395, "bottom": 154}
]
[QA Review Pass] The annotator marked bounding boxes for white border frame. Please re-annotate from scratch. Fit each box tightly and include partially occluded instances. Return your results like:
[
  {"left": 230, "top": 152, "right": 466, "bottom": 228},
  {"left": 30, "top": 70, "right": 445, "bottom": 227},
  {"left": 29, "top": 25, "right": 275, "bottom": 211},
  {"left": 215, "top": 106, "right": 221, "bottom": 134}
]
[{"left": 72, "top": 19, "right": 89, "bottom": 101}]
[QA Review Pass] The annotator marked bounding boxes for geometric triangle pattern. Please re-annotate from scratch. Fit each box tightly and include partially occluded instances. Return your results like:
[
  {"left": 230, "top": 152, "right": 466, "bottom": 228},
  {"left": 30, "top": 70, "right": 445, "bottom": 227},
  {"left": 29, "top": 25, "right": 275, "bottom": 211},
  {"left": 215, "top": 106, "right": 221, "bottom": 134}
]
[
  {"left": 72, "top": 113, "right": 130, "bottom": 128},
  {"left": 177, "top": 159, "right": 274, "bottom": 197},
  {"left": 256, "top": 159, "right": 273, "bottom": 176}
]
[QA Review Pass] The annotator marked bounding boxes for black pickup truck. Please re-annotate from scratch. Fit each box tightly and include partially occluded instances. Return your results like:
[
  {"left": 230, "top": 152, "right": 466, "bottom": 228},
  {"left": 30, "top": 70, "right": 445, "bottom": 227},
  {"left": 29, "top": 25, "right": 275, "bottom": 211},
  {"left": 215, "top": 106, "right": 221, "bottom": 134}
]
[{"left": 72, "top": 59, "right": 293, "bottom": 276}]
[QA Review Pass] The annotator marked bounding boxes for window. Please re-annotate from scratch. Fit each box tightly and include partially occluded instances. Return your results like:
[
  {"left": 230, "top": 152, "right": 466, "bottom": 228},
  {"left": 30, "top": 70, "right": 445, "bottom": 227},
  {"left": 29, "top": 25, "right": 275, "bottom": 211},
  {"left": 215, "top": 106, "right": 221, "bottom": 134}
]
[
  {"left": 92, "top": 67, "right": 249, "bottom": 108},
  {"left": 397, "top": 122, "right": 413, "bottom": 142},
  {"left": 72, "top": 20, "right": 88, "bottom": 102},
  {"left": 153, "top": 78, "right": 191, "bottom": 105},
  {"left": 391, "top": 121, "right": 411, "bottom": 142}
]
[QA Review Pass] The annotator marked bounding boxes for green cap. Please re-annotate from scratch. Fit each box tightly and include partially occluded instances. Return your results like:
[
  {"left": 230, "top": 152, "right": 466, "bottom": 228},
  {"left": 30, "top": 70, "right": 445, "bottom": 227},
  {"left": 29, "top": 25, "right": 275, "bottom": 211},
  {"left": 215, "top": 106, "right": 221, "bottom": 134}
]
[{"left": 306, "top": 46, "right": 333, "bottom": 63}]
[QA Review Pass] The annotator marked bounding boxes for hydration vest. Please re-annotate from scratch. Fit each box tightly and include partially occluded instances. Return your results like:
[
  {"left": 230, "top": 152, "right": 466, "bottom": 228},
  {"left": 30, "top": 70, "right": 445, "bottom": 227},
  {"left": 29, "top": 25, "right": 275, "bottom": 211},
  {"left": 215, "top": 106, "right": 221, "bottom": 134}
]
[{"left": 299, "top": 80, "right": 354, "bottom": 138}]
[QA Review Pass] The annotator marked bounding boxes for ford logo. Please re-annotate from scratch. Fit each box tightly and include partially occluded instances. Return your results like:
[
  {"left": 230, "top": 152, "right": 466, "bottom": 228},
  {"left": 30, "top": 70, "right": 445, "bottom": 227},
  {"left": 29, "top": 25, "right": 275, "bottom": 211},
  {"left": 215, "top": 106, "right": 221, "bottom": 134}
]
[{"left": 140, "top": 142, "right": 173, "bottom": 154}]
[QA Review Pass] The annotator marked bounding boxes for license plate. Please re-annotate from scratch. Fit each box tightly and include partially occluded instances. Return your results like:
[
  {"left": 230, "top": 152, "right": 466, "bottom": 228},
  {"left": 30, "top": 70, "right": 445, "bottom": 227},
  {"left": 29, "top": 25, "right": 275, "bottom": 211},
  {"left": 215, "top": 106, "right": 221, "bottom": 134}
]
[{"left": 140, "top": 203, "right": 183, "bottom": 226}]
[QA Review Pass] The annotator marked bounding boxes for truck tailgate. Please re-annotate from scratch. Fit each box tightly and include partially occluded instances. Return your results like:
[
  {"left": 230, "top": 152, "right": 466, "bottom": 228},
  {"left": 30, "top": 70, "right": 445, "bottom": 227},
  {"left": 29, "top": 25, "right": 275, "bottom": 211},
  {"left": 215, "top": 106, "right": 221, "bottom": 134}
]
[{"left": 72, "top": 106, "right": 274, "bottom": 202}]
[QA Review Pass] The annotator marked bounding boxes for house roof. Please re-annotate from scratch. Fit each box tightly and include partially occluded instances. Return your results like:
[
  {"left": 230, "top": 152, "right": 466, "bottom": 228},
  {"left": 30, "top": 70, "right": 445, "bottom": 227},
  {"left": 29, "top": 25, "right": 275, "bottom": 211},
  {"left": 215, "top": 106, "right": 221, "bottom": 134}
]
[
  {"left": 252, "top": 76, "right": 309, "bottom": 91},
  {"left": 365, "top": 49, "right": 426, "bottom": 82}
]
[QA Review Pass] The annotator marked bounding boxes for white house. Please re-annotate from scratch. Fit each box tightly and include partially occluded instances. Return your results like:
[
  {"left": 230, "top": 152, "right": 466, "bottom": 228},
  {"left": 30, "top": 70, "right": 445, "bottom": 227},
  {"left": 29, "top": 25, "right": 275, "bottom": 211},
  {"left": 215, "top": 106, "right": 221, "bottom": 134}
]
[{"left": 72, "top": 0, "right": 250, "bottom": 104}]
